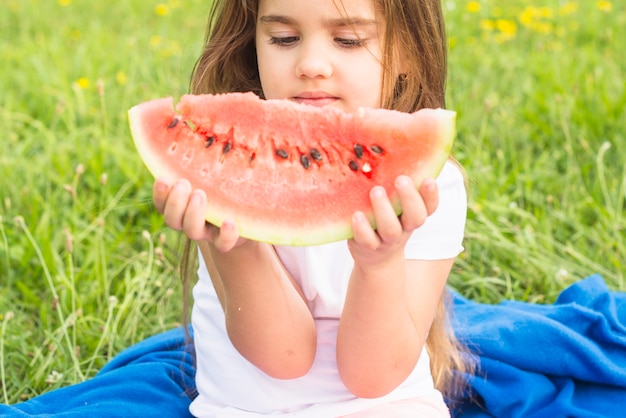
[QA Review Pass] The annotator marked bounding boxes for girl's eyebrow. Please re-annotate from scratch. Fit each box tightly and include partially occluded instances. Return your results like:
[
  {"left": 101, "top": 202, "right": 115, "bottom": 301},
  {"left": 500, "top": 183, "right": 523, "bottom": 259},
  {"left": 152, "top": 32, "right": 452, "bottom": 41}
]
[
  {"left": 258, "top": 15, "right": 295, "bottom": 25},
  {"left": 258, "top": 14, "right": 377, "bottom": 29}
]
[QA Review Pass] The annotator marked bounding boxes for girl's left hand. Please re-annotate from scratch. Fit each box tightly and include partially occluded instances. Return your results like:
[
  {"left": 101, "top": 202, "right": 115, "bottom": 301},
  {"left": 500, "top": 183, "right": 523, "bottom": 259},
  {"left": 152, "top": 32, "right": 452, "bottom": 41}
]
[{"left": 348, "top": 175, "right": 438, "bottom": 267}]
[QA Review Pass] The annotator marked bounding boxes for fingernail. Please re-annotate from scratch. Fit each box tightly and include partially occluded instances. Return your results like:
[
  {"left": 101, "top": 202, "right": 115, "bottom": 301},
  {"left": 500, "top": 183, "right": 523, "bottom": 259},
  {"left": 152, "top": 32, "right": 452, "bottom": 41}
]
[
  {"left": 371, "top": 186, "right": 386, "bottom": 198},
  {"left": 155, "top": 178, "right": 170, "bottom": 192},
  {"left": 395, "top": 175, "right": 412, "bottom": 188},
  {"left": 353, "top": 211, "right": 365, "bottom": 223},
  {"left": 191, "top": 190, "right": 203, "bottom": 204},
  {"left": 175, "top": 179, "right": 189, "bottom": 190}
]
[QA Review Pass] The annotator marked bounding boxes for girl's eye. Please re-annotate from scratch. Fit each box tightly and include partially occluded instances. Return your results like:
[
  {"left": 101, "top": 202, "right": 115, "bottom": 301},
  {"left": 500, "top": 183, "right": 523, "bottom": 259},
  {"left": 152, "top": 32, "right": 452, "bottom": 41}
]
[
  {"left": 268, "top": 36, "right": 299, "bottom": 47},
  {"left": 335, "top": 37, "right": 364, "bottom": 48}
]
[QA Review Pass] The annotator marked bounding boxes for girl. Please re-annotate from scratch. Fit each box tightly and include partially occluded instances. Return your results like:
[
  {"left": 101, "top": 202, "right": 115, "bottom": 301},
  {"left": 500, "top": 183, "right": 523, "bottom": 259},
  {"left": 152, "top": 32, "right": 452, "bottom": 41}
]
[{"left": 154, "top": 0, "right": 473, "bottom": 416}]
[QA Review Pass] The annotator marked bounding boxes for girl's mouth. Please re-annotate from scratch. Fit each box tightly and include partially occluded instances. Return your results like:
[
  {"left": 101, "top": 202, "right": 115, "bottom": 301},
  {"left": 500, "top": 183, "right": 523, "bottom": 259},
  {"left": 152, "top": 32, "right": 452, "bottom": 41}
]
[{"left": 292, "top": 92, "right": 338, "bottom": 107}]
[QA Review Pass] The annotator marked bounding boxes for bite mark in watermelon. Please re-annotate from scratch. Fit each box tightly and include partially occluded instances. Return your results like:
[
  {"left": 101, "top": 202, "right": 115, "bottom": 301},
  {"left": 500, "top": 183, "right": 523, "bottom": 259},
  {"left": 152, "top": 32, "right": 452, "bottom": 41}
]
[{"left": 128, "top": 92, "right": 455, "bottom": 245}]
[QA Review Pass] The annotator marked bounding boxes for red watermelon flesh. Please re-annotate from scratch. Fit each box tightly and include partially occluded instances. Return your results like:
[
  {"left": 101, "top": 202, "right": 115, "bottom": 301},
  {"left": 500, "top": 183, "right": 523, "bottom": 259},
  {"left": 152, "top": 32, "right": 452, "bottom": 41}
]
[{"left": 128, "top": 92, "right": 455, "bottom": 245}]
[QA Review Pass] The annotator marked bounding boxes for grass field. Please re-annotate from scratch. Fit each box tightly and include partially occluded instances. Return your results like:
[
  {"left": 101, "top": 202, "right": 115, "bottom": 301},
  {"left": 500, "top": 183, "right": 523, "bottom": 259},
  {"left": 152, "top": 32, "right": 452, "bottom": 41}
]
[{"left": 1, "top": 0, "right": 624, "bottom": 404}]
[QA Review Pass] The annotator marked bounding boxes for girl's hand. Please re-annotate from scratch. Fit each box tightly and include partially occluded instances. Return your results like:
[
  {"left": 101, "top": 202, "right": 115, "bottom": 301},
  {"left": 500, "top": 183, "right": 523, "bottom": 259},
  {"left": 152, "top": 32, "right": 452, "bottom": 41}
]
[
  {"left": 348, "top": 175, "right": 438, "bottom": 267},
  {"left": 153, "top": 177, "right": 247, "bottom": 252}
]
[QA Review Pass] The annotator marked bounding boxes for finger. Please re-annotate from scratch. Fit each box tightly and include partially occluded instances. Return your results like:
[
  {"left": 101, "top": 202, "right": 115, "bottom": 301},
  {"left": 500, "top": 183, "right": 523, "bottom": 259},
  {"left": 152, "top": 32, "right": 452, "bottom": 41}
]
[
  {"left": 369, "top": 185, "right": 403, "bottom": 242},
  {"left": 419, "top": 178, "right": 439, "bottom": 215},
  {"left": 182, "top": 189, "right": 214, "bottom": 241},
  {"left": 395, "top": 175, "right": 427, "bottom": 231},
  {"left": 153, "top": 177, "right": 173, "bottom": 214},
  {"left": 213, "top": 220, "right": 241, "bottom": 253},
  {"left": 162, "top": 179, "right": 192, "bottom": 230},
  {"left": 350, "top": 210, "right": 380, "bottom": 250}
]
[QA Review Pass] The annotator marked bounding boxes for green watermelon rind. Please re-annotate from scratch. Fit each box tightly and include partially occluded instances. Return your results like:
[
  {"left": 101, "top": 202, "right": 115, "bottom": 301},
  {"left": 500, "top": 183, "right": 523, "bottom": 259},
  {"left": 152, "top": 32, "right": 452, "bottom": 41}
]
[{"left": 128, "top": 96, "right": 455, "bottom": 246}]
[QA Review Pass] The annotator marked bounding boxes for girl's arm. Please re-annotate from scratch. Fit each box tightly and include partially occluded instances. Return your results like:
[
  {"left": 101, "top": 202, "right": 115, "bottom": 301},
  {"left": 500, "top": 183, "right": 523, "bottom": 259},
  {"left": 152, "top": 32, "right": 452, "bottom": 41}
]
[
  {"left": 337, "top": 176, "right": 452, "bottom": 398},
  {"left": 337, "top": 257, "right": 452, "bottom": 398},
  {"left": 154, "top": 178, "right": 317, "bottom": 379},
  {"left": 199, "top": 240, "right": 317, "bottom": 379}
]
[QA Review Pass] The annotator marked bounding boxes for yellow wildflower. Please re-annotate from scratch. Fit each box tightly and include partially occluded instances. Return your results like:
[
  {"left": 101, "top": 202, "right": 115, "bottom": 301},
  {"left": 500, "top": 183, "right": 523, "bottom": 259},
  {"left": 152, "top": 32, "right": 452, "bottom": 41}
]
[
  {"left": 518, "top": 6, "right": 554, "bottom": 33},
  {"left": 155, "top": 4, "right": 170, "bottom": 16},
  {"left": 160, "top": 40, "right": 182, "bottom": 58},
  {"left": 116, "top": 71, "right": 127, "bottom": 86},
  {"left": 539, "top": 7, "right": 554, "bottom": 19},
  {"left": 150, "top": 35, "right": 162, "bottom": 49},
  {"left": 519, "top": 8, "right": 534, "bottom": 27},
  {"left": 559, "top": 2, "right": 578, "bottom": 16},
  {"left": 496, "top": 19, "right": 517, "bottom": 37},
  {"left": 58, "top": 0, "right": 71, "bottom": 6},
  {"left": 480, "top": 19, "right": 496, "bottom": 31},
  {"left": 76, "top": 77, "right": 90, "bottom": 89},
  {"left": 531, "top": 21, "right": 553, "bottom": 34},
  {"left": 466, "top": 1, "right": 480, "bottom": 13},
  {"left": 519, "top": 7, "right": 552, "bottom": 27},
  {"left": 597, "top": 1, "right": 612, "bottom": 12}
]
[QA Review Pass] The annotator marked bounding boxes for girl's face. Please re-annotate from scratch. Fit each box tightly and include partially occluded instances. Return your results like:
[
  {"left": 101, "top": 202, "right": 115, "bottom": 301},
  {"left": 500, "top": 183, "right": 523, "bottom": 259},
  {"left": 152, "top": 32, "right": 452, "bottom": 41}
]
[{"left": 255, "top": 0, "right": 385, "bottom": 113}]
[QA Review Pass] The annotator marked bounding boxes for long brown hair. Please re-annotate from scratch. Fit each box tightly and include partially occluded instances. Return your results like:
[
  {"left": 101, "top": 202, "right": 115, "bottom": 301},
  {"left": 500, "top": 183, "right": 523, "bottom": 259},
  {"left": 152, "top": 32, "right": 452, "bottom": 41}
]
[{"left": 182, "top": 0, "right": 474, "bottom": 404}]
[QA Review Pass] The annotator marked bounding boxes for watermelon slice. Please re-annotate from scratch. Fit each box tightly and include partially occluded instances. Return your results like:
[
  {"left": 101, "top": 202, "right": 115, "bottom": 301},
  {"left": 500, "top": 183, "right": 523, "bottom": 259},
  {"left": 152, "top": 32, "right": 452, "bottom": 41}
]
[{"left": 128, "top": 92, "right": 455, "bottom": 245}]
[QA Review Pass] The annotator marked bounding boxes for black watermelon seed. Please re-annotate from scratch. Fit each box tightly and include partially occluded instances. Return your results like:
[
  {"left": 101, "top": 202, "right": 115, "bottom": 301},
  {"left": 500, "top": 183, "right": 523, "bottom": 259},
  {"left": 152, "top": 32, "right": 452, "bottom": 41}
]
[
  {"left": 370, "top": 145, "right": 383, "bottom": 154},
  {"left": 205, "top": 136, "right": 215, "bottom": 147},
  {"left": 276, "top": 149, "right": 289, "bottom": 159},
  {"left": 354, "top": 144, "right": 364, "bottom": 159},
  {"left": 348, "top": 160, "right": 359, "bottom": 171},
  {"left": 309, "top": 148, "right": 322, "bottom": 161},
  {"left": 300, "top": 155, "right": 311, "bottom": 169},
  {"left": 223, "top": 142, "right": 232, "bottom": 154},
  {"left": 167, "top": 118, "right": 179, "bottom": 129}
]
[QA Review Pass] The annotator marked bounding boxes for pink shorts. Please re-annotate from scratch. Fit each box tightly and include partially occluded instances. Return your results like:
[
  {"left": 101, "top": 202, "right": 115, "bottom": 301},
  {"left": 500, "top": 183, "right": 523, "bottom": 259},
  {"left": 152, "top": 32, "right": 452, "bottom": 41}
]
[{"left": 340, "top": 397, "right": 450, "bottom": 418}]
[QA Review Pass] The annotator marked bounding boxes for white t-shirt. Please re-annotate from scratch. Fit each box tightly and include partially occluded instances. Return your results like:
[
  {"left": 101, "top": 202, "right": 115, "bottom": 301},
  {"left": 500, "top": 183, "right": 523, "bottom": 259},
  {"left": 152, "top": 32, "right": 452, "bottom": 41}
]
[{"left": 189, "top": 161, "right": 467, "bottom": 417}]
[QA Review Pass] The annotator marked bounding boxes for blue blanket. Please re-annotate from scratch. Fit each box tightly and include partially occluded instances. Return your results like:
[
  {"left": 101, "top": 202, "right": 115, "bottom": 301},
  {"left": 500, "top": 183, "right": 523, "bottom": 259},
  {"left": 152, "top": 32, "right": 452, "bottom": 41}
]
[
  {"left": 451, "top": 274, "right": 626, "bottom": 417},
  {"left": 1, "top": 274, "right": 624, "bottom": 417}
]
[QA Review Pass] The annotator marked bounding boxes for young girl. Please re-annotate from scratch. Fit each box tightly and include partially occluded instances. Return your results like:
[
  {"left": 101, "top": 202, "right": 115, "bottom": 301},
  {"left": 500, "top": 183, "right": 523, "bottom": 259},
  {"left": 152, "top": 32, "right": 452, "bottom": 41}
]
[{"left": 154, "top": 0, "right": 472, "bottom": 416}]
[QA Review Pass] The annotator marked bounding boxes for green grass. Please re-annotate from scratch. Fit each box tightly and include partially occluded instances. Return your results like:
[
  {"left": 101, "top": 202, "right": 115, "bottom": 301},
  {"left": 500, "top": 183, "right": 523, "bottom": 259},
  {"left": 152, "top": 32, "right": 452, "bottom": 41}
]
[
  {"left": 445, "top": 0, "right": 625, "bottom": 301},
  {"left": 1, "top": 0, "right": 624, "bottom": 404}
]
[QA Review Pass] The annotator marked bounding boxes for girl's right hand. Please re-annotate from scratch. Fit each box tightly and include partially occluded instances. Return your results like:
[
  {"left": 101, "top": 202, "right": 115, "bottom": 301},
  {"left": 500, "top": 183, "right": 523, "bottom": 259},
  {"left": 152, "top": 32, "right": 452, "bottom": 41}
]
[{"left": 153, "top": 177, "right": 247, "bottom": 252}]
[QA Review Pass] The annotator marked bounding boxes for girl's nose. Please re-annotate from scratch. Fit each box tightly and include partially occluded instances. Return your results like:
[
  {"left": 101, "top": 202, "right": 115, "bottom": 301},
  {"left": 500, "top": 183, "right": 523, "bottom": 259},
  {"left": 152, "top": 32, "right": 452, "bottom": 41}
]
[{"left": 295, "top": 41, "right": 333, "bottom": 79}]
